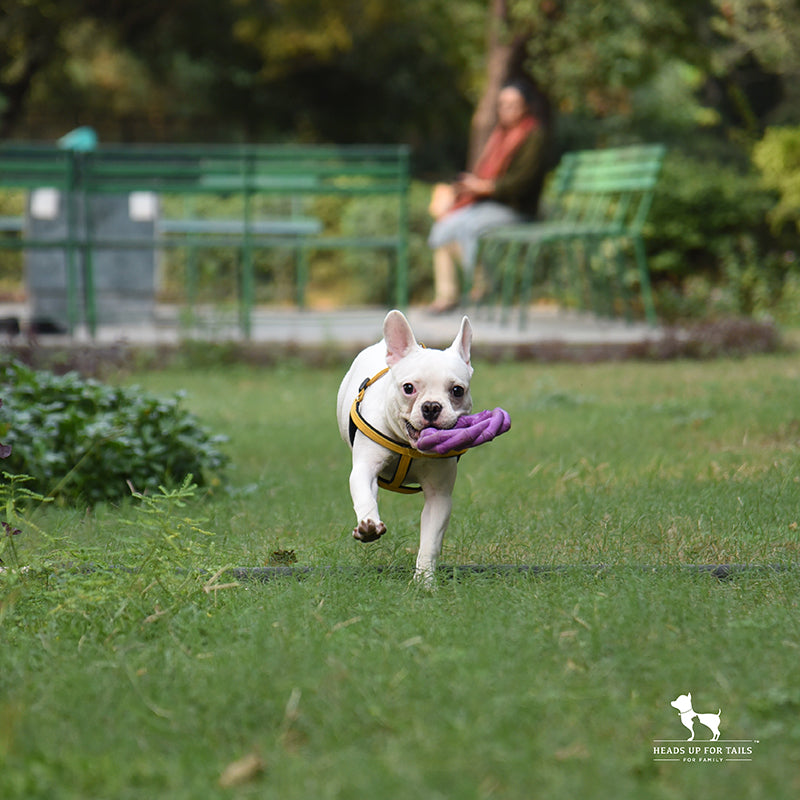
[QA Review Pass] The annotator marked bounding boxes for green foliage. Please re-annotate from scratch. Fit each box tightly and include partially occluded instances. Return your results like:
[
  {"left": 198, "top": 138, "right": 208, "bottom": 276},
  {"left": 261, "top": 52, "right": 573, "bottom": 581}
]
[
  {"left": 0, "top": 190, "right": 24, "bottom": 293},
  {"left": 711, "top": 0, "right": 800, "bottom": 77},
  {"left": 753, "top": 126, "right": 800, "bottom": 232},
  {"left": 327, "top": 194, "right": 395, "bottom": 305},
  {"left": 646, "top": 149, "right": 800, "bottom": 320},
  {"left": 2, "top": 0, "right": 797, "bottom": 169},
  {"left": 512, "top": 0, "right": 706, "bottom": 118},
  {"left": 649, "top": 152, "right": 769, "bottom": 278},
  {"left": 0, "top": 472, "right": 51, "bottom": 571},
  {"left": 152, "top": 183, "right": 436, "bottom": 308},
  {"left": 156, "top": 192, "right": 307, "bottom": 306},
  {"left": 0, "top": 361, "right": 228, "bottom": 504},
  {"left": 118, "top": 478, "right": 218, "bottom": 614},
  {"left": 3, "top": 0, "right": 476, "bottom": 168},
  {"left": 333, "top": 182, "right": 435, "bottom": 305}
]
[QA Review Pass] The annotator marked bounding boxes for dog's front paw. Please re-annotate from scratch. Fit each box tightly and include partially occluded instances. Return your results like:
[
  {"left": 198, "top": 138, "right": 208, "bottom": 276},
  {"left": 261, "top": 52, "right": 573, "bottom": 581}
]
[{"left": 353, "top": 519, "right": 387, "bottom": 543}]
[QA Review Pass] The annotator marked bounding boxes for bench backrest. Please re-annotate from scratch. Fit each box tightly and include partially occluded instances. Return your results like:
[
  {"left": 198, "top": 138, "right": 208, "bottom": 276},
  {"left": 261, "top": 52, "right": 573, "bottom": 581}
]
[
  {"left": 0, "top": 146, "right": 76, "bottom": 190},
  {"left": 0, "top": 143, "right": 409, "bottom": 199},
  {"left": 80, "top": 145, "right": 408, "bottom": 196},
  {"left": 548, "top": 144, "right": 665, "bottom": 234}
]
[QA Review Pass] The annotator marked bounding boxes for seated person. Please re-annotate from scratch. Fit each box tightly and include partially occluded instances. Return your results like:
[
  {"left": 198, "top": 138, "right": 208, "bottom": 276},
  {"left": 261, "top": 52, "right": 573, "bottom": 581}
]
[{"left": 427, "top": 79, "right": 548, "bottom": 312}]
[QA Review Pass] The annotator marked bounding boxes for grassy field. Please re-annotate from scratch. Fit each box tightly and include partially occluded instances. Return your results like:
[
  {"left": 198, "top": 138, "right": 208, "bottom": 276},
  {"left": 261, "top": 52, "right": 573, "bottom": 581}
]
[{"left": 2, "top": 353, "right": 800, "bottom": 798}]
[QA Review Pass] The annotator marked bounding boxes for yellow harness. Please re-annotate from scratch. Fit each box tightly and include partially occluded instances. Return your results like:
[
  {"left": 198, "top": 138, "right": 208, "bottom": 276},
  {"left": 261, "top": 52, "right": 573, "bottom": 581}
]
[{"left": 349, "top": 368, "right": 467, "bottom": 494}]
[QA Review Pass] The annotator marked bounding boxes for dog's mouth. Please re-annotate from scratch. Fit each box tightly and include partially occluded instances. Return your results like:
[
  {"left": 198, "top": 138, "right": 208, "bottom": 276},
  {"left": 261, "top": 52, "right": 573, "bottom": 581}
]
[
  {"left": 405, "top": 421, "right": 422, "bottom": 442},
  {"left": 405, "top": 419, "right": 452, "bottom": 445}
]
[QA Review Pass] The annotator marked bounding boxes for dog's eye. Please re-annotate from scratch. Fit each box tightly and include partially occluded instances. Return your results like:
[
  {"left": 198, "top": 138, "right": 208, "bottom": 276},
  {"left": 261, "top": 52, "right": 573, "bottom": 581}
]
[
  {"left": 402, "top": 383, "right": 415, "bottom": 395},
  {"left": 452, "top": 385, "right": 465, "bottom": 398}
]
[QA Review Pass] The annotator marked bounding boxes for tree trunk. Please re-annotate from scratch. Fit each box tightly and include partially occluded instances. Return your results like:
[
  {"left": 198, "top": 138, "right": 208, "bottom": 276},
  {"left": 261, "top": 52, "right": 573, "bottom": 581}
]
[
  {"left": 467, "top": 0, "right": 531, "bottom": 168},
  {"left": 0, "top": 50, "right": 48, "bottom": 138}
]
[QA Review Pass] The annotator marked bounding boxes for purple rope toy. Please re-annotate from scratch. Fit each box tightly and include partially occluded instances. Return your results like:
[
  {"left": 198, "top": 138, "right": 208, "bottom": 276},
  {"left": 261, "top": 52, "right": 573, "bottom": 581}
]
[{"left": 416, "top": 407, "right": 511, "bottom": 455}]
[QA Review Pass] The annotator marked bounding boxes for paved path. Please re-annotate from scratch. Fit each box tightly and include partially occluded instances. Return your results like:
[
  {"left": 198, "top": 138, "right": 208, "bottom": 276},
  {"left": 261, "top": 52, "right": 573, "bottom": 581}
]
[{"left": 1, "top": 302, "right": 664, "bottom": 350}]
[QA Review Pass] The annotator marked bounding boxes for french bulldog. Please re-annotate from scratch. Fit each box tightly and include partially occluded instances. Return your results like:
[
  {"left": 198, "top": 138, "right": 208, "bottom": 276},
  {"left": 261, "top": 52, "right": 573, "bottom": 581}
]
[{"left": 337, "top": 309, "right": 473, "bottom": 584}]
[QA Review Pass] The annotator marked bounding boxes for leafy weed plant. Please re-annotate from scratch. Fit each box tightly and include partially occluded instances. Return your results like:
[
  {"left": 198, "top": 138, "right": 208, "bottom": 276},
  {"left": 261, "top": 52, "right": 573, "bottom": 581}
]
[{"left": 0, "top": 472, "right": 51, "bottom": 573}]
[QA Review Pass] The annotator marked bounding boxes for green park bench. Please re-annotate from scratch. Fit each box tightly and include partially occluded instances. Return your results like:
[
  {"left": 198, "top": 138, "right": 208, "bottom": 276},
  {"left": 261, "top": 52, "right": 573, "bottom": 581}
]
[
  {"left": 476, "top": 143, "right": 665, "bottom": 327},
  {"left": 0, "top": 144, "right": 410, "bottom": 337}
]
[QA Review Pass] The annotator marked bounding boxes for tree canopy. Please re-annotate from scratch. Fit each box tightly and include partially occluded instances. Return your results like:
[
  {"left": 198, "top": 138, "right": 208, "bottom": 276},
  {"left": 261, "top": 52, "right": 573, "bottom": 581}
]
[
  {"left": 0, "top": 0, "right": 798, "bottom": 169},
  {"left": 0, "top": 0, "right": 481, "bottom": 169}
]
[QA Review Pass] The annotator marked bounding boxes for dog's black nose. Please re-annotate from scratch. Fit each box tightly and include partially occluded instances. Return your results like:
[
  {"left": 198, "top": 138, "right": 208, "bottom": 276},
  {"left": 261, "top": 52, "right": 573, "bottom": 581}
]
[{"left": 421, "top": 401, "right": 442, "bottom": 422}]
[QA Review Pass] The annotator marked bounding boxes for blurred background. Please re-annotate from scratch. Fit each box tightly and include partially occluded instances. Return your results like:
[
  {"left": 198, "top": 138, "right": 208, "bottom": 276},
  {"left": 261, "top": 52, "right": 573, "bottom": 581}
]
[{"left": 2, "top": 0, "right": 800, "bottom": 322}]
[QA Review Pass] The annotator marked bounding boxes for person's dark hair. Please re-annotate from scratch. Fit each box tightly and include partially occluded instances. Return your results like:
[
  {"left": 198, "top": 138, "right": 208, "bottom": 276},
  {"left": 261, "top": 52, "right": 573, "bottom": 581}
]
[
  {"left": 501, "top": 78, "right": 536, "bottom": 107},
  {"left": 502, "top": 76, "right": 550, "bottom": 124}
]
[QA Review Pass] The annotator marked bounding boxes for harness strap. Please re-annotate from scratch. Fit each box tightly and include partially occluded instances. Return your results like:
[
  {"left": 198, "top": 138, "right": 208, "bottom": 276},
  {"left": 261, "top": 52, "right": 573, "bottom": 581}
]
[{"left": 348, "top": 368, "right": 466, "bottom": 494}]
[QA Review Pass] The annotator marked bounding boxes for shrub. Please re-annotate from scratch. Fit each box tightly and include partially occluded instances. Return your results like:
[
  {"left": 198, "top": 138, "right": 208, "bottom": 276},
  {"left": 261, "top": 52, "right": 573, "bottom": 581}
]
[
  {"left": 647, "top": 151, "right": 773, "bottom": 278},
  {"left": 752, "top": 125, "right": 800, "bottom": 232},
  {"left": 0, "top": 361, "right": 228, "bottom": 504},
  {"left": 645, "top": 149, "right": 800, "bottom": 320}
]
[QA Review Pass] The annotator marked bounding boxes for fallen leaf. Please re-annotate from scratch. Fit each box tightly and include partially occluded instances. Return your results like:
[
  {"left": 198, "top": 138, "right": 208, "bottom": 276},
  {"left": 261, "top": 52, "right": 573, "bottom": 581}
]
[
  {"left": 555, "top": 742, "right": 589, "bottom": 761},
  {"left": 218, "top": 752, "right": 266, "bottom": 788}
]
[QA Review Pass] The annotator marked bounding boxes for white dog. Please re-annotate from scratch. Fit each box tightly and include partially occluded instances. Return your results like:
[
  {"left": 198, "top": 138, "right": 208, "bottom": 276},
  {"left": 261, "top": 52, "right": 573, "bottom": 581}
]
[
  {"left": 337, "top": 310, "right": 473, "bottom": 584},
  {"left": 670, "top": 693, "right": 722, "bottom": 741}
]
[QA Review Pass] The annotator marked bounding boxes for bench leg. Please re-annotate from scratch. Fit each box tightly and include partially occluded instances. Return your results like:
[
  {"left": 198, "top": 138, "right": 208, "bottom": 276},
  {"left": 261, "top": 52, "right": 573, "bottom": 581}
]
[
  {"left": 396, "top": 189, "right": 410, "bottom": 308},
  {"left": 583, "top": 238, "right": 615, "bottom": 319},
  {"left": 586, "top": 238, "right": 613, "bottom": 318},
  {"left": 296, "top": 244, "right": 310, "bottom": 308},
  {"left": 552, "top": 240, "right": 578, "bottom": 310},
  {"left": 613, "top": 239, "right": 633, "bottom": 324},
  {"left": 82, "top": 244, "right": 97, "bottom": 338},
  {"left": 472, "top": 239, "right": 501, "bottom": 317},
  {"left": 240, "top": 245, "right": 254, "bottom": 338},
  {"left": 633, "top": 235, "right": 657, "bottom": 326},
  {"left": 568, "top": 239, "right": 590, "bottom": 313},
  {"left": 63, "top": 188, "right": 81, "bottom": 336},
  {"left": 500, "top": 241, "right": 523, "bottom": 325},
  {"left": 518, "top": 241, "right": 543, "bottom": 329},
  {"left": 186, "top": 243, "right": 198, "bottom": 326}
]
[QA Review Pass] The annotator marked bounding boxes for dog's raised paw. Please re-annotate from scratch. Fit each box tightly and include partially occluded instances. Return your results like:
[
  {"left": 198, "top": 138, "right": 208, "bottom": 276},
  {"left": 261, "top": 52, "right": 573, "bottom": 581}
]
[{"left": 353, "top": 519, "right": 386, "bottom": 542}]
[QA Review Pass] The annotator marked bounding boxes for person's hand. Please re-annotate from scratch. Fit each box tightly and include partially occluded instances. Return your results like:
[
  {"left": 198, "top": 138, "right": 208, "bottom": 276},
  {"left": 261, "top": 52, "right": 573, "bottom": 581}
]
[{"left": 455, "top": 173, "right": 495, "bottom": 198}]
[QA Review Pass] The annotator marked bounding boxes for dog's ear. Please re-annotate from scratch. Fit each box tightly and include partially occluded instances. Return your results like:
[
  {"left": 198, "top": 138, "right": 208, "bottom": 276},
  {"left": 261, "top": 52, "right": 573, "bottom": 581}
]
[
  {"left": 448, "top": 316, "right": 472, "bottom": 367},
  {"left": 384, "top": 310, "right": 419, "bottom": 366}
]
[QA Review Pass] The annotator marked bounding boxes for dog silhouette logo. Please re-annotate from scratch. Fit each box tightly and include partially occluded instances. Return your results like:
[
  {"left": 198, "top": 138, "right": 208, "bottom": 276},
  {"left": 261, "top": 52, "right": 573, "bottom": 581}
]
[{"left": 670, "top": 693, "right": 722, "bottom": 741}]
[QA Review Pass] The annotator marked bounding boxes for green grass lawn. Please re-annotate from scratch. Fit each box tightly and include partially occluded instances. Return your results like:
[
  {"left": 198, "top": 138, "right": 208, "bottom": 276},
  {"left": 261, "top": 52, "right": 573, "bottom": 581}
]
[{"left": 2, "top": 354, "right": 800, "bottom": 798}]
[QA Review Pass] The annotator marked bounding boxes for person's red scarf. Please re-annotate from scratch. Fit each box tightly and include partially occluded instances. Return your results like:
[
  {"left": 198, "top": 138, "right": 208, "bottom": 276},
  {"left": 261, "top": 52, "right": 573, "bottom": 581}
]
[{"left": 450, "top": 114, "right": 538, "bottom": 212}]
